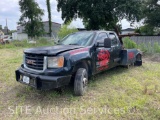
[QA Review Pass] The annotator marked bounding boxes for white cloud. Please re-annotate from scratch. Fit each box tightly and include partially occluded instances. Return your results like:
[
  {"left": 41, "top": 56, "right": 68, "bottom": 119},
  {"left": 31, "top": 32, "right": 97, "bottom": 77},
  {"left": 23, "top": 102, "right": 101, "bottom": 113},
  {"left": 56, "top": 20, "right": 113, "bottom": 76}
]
[
  {"left": 121, "top": 19, "right": 131, "bottom": 29},
  {"left": 70, "top": 19, "right": 84, "bottom": 28},
  {"left": 120, "top": 19, "right": 144, "bottom": 29}
]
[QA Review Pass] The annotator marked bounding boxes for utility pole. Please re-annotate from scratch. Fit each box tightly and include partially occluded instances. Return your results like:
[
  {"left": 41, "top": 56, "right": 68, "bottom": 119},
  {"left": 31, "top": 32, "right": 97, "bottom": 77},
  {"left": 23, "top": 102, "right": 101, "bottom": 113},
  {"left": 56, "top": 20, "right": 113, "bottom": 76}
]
[{"left": 6, "top": 18, "right": 8, "bottom": 35}]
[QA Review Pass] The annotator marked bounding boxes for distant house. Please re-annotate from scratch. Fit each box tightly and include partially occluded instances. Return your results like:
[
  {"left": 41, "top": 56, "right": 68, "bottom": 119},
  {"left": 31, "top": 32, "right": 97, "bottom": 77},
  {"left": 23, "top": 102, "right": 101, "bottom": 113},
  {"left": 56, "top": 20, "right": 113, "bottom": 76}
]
[
  {"left": 12, "top": 32, "right": 28, "bottom": 41},
  {"left": 17, "top": 21, "right": 61, "bottom": 37},
  {"left": 121, "top": 28, "right": 135, "bottom": 35},
  {"left": 42, "top": 21, "right": 61, "bottom": 37},
  {"left": 17, "top": 26, "right": 25, "bottom": 34},
  {"left": 0, "top": 25, "right": 10, "bottom": 35},
  {"left": 0, "top": 30, "right": 4, "bottom": 39}
]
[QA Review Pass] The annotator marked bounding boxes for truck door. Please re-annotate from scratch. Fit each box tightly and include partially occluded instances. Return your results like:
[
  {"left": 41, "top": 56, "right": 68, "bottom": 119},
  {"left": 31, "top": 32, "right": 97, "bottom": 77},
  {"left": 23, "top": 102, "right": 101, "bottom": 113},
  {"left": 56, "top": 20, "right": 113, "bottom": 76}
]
[
  {"left": 109, "top": 33, "right": 122, "bottom": 66},
  {"left": 95, "top": 32, "right": 113, "bottom": 72}
]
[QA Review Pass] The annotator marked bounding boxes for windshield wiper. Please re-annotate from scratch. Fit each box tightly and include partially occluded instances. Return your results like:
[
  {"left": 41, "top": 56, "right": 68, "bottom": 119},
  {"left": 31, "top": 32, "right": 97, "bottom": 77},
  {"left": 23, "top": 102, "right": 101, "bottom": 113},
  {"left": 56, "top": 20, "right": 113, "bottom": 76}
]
[
  {"left": 69, "top": 43, "right": 79, "bottom": 45},
  {"left": 57, "top": 43, "right": 63, "bottom": 45}
]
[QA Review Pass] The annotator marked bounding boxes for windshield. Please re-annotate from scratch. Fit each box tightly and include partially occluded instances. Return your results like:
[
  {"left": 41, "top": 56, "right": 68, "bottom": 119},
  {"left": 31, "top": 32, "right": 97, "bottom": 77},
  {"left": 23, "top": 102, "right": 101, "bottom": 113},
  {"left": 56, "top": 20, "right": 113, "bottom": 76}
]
[{"left": 59, "top": 32, "right": 95, "bottom": 46}]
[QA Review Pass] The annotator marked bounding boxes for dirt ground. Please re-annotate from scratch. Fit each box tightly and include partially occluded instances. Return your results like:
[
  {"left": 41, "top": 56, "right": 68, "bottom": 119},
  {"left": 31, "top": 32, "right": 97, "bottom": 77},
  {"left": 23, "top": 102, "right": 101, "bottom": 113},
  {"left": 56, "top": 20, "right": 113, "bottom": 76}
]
[{"left": 143, "top": 53, "right": 160, "bottom": 63}]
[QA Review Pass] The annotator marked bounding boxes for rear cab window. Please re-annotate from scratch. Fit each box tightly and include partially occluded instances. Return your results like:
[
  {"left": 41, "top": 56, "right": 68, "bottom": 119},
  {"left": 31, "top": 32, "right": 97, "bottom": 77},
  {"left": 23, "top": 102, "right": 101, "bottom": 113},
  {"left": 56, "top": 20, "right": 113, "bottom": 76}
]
[{"left": 109, "top": 33, "right": 120, "bottom": 47}]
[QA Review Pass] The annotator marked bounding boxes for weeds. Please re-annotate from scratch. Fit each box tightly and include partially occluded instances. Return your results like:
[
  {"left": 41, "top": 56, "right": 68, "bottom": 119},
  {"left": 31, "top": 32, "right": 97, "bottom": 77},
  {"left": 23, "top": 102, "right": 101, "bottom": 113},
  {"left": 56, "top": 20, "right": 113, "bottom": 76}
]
[
  {"left": 123, "top": 37, "right": 160, "bottom": 54},
  {"left": 123, "top": 37, "right": 137, "bottom": 49},
  {"left": 0, "top": 38, "right": 54, "bottom": 49}
]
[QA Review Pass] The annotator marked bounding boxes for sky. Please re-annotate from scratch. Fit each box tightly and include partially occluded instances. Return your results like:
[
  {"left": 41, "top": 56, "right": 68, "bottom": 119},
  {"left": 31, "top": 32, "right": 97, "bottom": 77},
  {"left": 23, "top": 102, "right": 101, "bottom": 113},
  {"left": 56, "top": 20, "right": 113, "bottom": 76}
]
[{"left": 0, "top": 0, "right": 139, "bottom": 30}]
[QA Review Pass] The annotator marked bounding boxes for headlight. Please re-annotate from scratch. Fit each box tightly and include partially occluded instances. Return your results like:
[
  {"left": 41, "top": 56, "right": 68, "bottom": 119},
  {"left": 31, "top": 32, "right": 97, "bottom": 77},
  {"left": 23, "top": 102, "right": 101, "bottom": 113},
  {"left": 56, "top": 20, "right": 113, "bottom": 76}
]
[{"left": 48, "top": 56, "right": 64, "bottom": 68}]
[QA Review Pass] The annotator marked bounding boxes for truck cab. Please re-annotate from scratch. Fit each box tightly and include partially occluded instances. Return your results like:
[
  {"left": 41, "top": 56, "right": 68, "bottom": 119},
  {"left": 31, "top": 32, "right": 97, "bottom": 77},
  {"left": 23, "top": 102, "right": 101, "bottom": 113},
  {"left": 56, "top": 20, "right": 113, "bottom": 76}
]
[{"left": 15, "top": 31, "right": 142, "bottom": 96}]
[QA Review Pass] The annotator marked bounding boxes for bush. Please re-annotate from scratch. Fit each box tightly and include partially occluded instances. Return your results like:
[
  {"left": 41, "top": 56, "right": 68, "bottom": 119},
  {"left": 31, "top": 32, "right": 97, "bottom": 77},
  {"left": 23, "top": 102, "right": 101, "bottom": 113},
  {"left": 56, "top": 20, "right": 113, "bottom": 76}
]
[
  {"left": 153, "top": 42, "right": 160, "bottom": 53},
  {"left": 123, "top": 37, "right": 137, "bottom": 49},
  {"left": 135, "top": 25, "right": 154, "bottom": 35},
  {"left": 58, "top": 22, "right": 78, "bottom": 40},
  {"left": 138, "top": 43, "right": 148, "bottom": 53},
  {"left": 137, "top": 42, "right": 160, "bottom": 54}
]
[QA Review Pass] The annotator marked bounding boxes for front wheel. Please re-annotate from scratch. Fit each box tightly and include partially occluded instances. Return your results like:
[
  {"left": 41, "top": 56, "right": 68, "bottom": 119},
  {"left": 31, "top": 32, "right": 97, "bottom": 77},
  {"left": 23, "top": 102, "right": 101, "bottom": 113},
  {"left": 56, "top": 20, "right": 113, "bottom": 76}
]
[{"left": 74, "top": 68, "right": 88, "bottom": 96}]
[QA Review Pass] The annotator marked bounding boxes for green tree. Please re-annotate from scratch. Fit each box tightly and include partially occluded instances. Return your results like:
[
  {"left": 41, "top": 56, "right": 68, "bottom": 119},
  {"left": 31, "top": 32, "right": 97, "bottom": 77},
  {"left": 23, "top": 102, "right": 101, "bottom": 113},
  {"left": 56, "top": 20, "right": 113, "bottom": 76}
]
[
  {"left": 46, "top": 0, "right": 52, "bottom": 37},
  {"left": 58, "top": 22, "right": 78, "bottom": 39},
  {"left": 19, "top": 0, "right": 44, "bottom": 38},
  {"left": 8, "top": 30, "right": 17, "bottom": 35},
  {"left": 57, "top": 0, "right": 143, "bottom": 30},
  {"left": 135, "top": 25, "right": 154, "bottom": 35},
  {"left": 144, "top": 0, "right": 160, "bottom": 28}
]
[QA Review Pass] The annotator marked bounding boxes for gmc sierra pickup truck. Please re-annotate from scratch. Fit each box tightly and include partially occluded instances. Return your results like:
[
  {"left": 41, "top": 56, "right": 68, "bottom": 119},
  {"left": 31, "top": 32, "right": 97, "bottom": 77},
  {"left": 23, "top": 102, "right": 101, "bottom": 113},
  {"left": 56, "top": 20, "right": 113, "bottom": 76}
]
[{"left": 15, "top": 31, "right": 142, "bottom": 96}]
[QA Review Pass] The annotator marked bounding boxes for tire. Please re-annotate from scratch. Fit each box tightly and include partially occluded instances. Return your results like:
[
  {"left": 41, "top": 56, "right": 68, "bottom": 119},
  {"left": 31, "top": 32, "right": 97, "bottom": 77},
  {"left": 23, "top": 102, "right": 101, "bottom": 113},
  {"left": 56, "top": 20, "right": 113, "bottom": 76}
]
[{"left": 74, "top": 68, "right": 88, "bottom": 96}]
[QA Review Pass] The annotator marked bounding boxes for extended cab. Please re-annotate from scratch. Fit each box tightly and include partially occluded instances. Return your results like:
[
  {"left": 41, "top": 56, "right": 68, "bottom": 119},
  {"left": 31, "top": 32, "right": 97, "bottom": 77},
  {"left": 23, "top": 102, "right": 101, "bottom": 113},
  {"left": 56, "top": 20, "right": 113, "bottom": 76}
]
[{"left": 15, "top": 31, "right": 142, "bottom": 96}]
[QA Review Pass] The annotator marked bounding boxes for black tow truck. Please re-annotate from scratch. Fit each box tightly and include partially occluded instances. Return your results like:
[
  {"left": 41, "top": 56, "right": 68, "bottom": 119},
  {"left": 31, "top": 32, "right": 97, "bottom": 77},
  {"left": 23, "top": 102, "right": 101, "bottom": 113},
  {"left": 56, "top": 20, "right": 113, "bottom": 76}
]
[{"left": 15, "top": 31, "right": 142, "bottom": 96}]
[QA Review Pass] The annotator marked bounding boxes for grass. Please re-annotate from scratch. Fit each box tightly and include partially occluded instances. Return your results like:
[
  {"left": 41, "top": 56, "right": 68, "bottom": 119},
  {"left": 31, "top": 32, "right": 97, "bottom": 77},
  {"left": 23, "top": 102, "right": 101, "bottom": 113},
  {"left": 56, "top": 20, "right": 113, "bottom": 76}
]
[
  {"left": 0, "top": 38, "right": 54, "bottom": 49},
  {"left": 0, "top": 46, "right": 160, "bottom": 119}
]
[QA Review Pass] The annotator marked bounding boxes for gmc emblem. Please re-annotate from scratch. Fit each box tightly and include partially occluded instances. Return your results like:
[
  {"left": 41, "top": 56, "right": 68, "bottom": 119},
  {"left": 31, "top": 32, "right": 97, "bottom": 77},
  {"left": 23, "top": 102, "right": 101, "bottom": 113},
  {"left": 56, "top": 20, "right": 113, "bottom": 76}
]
[{"left": 26, "top": 59, "right": 36, "bottom": 65}]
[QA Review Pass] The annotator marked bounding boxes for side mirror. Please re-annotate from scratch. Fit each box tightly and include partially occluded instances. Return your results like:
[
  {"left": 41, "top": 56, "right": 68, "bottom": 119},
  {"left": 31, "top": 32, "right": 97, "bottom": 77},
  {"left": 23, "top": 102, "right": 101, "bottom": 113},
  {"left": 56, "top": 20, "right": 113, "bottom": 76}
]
[
  {"left": 104, "top": 38, "right": 111, "bottom": 48},
  {"left": 54, "top": 39, "right": 60, "bottom": 44}
]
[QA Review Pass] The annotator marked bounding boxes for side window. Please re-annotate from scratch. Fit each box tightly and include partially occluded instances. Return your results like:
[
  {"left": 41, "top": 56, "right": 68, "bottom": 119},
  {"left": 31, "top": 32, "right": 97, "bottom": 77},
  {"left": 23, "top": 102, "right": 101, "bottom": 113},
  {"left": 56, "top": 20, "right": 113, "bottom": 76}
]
[
  {"left": 96, "top": 33, "right": 108, "bottom": 42},
  {"left": 109, "top": 33, "right": 119, "bottom": 46}
]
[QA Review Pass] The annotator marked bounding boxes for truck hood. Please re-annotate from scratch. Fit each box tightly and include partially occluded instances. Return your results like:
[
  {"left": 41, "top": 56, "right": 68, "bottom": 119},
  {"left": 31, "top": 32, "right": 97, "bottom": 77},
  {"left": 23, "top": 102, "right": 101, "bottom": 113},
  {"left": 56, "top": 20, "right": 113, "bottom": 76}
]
[{"left": 24, "top": 45, "right": 84, "bottom": 55}]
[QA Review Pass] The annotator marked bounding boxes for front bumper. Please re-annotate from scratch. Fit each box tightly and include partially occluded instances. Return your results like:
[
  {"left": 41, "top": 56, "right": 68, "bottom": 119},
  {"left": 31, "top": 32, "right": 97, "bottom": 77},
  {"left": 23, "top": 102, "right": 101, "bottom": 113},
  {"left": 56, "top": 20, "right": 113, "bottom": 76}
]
[{"left": 15, "top": 68, "right": 71, "bottom": 90}]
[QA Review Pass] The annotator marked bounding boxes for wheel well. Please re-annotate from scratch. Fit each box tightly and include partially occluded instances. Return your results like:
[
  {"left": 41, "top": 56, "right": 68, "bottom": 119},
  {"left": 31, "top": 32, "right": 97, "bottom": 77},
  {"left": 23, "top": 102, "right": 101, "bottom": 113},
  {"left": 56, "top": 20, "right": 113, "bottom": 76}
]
[
  {"left": 70, "top": 60, "right": 92, "bottom": 85},
  {"left": 73, "top": 60, "right": 92, "bottom": 75}
]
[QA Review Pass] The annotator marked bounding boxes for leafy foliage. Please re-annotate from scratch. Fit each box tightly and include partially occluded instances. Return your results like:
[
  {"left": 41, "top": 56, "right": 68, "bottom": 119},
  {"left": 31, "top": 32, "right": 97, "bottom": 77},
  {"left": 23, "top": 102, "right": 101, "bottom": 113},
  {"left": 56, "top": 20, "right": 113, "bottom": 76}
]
[
  {"left": 137, "top": 42, "right": 160, "bottom": 53},
  {"left": 46, "top": 0, "right": 52, "bottom": 37},
  {"left": 144, "top": 0, "right": 160, "bottom": 28},
  {"left": 123, "top": 37, "right": 160, "bottom": 53},
  {"left": 135, "top": 25, "right": 154, "bottom": 35},
  {"left": 154, "top": 42, "right": 160, "bottom": 53},
  {"left": 8, "top": 30, "right": 17, "bottom": 35},
  {"left": 58, "top": 22, "right": 78, "bottom": 39},
  {"left": 57, "top": 0, "right": 143, "bottom": 30},
  {"left": 19, "top": 0, "right": 44, "bottom": 37},
  {"left": 123, "top": 37, "right": 137, "bottom": 49}
]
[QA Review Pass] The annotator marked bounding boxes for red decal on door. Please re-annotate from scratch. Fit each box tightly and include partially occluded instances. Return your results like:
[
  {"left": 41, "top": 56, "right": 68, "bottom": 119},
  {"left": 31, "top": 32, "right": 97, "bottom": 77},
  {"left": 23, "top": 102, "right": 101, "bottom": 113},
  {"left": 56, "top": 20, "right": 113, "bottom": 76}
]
[
  {"left": 128, "top": 52, "right": 134, "bottom": 60},
  {"left": 70, "top": 48, "right": 88, "bottom": 55},
  {"left": 97, "top": 50, "right": 110, "bottom": 71}
]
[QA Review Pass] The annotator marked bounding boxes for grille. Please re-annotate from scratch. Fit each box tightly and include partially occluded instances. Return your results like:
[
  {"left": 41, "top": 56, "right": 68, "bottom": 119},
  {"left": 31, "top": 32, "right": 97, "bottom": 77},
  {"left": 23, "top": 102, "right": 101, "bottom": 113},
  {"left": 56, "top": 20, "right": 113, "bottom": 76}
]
[{"left": 25, "top": 53, "right": 44, "bottom": 70}]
